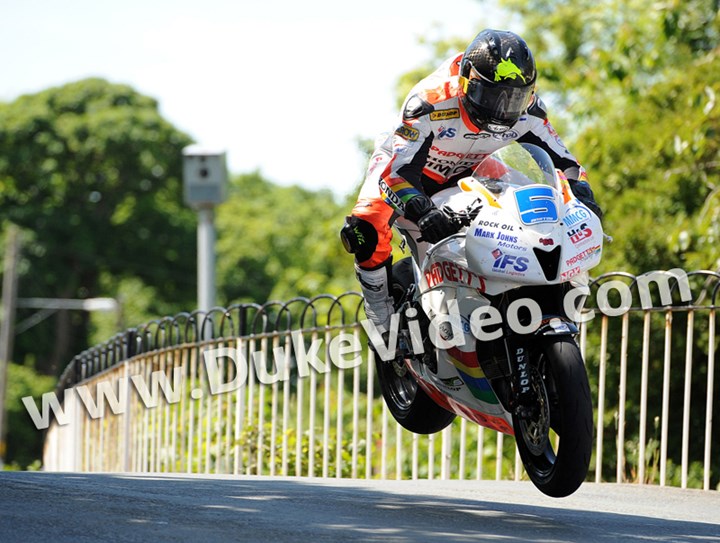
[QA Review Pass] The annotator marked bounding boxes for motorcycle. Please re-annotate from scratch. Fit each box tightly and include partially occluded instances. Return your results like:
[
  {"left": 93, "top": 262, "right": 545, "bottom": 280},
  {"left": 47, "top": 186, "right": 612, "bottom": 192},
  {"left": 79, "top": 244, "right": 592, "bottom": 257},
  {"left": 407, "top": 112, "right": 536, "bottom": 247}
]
[{"left": 373, "top": 142, "right": 601, "bottom": 497}]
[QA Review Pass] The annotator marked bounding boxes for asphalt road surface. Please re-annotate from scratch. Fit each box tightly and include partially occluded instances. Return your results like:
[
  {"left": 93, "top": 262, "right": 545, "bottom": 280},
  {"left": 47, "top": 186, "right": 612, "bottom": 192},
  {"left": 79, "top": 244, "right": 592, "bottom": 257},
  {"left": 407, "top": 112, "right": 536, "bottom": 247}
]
[{"left": 1, "top": 472, "right": 719, "bottom": 542}]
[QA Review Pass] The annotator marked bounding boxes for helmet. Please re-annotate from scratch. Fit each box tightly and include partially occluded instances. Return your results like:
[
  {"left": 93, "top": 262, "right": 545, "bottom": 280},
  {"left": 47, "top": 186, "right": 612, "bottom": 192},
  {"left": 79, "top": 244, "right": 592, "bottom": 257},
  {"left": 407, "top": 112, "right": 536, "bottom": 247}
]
[{"left": 459, "top": 29, "right": 537, "bottom": 133}]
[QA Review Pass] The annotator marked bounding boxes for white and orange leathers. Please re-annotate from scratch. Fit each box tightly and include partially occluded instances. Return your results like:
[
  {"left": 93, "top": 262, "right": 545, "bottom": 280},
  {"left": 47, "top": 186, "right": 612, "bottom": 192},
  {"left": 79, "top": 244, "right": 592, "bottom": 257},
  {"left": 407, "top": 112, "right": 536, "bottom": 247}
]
[{"left": 350, "top": 52, "right": 587, "bottom": 270}]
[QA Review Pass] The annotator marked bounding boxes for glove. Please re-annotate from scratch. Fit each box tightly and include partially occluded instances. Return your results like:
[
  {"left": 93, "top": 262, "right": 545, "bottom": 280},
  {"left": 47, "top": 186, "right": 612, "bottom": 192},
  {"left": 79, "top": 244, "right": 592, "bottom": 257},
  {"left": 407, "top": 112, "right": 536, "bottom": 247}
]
[
  {"left": 404, "top": 194, "right": 457, "bottom": 244},
  {"left": 417, "top": 209, "right": 458, "bottom": 243},
  {"left": 568, "top": 180, "right": 603, "bottom": 221}
]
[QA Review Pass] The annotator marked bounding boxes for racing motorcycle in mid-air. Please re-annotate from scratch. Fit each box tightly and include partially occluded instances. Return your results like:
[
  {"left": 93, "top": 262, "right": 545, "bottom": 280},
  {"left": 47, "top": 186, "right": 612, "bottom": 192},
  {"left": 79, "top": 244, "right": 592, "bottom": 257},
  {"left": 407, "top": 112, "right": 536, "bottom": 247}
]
[{"left": 373, "top": 142, "right": 601, "bottom": 497}]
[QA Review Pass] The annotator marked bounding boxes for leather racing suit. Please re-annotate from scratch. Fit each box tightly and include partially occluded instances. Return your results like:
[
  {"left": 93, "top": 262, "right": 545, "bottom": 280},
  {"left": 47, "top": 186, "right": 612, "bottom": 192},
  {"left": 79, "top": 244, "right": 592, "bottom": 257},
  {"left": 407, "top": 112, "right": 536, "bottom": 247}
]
[{"left": 342, "top": 52, "right": 591, "bottom": 331}]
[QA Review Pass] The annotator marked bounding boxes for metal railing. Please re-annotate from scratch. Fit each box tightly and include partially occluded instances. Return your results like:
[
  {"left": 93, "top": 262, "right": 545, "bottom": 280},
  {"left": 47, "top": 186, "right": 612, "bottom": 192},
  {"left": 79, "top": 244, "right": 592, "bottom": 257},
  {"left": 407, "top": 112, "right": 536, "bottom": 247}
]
[{"left": 42, "top": 271, "right": 720, "bottom": 490}]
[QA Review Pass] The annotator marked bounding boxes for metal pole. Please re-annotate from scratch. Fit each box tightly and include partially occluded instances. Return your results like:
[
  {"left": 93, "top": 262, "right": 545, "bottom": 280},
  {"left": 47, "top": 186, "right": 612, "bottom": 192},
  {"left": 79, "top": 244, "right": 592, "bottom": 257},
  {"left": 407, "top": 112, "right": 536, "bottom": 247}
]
[
  {"left": 197, "top": 207, "right": 216, "bottom": 313},
  {"left": 0, "top": 225, "right": 20, "bottom": 466}
]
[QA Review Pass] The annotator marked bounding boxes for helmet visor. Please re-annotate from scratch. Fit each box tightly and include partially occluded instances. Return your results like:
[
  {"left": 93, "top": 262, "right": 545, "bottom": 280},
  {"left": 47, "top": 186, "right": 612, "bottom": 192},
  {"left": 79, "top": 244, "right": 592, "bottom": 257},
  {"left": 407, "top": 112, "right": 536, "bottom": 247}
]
[{"left": 465, "top": 79, "right": 533, "bottom": 123}]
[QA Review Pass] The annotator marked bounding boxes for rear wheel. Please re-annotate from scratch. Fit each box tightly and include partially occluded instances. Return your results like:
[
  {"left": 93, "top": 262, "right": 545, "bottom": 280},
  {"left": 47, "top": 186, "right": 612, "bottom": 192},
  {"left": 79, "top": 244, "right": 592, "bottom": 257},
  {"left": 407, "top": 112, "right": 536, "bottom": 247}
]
[
  {"left": 513, "top": 336, "right": 593, "bottom": 497},
  {"left": 375, "top": 258, "right": 456, "bottom": 434}
]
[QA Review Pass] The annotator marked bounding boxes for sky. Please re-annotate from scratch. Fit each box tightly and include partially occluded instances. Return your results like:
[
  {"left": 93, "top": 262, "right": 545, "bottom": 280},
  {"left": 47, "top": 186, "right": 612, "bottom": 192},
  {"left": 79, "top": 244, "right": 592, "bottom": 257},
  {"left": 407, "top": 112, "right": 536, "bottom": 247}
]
[{"left": 0, "top": 0, "right": 506, "bottom": 197}]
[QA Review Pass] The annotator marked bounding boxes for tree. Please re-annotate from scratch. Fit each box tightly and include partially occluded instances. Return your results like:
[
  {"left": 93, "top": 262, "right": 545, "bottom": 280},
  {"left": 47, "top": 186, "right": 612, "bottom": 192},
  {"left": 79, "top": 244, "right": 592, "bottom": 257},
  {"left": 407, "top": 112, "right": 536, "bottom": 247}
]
[
  {"left": 3, "top": 363, "right": 55, "bottom": 469},
  {"left": 574, "top": 54, "right": 720, "bottom": 273},
  {"left": 216, "top": 171, "right": 357, "bottom": 306},
  {"left": 492, "top": 0, "right": 719, "bottom": 118},
  {"left": 0, "top": 79, "right": 196, "bottom": 374}
]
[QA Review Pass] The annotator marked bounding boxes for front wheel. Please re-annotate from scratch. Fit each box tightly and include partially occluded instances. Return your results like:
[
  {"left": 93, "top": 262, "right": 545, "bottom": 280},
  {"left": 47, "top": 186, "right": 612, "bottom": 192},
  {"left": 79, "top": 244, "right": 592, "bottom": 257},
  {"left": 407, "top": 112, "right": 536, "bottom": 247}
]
[
  {"left": 513, "top": 336, "right": 593, "bottom": 497},
  {"left": 375, "top": 258, "right": 456, "bottom": 435}
]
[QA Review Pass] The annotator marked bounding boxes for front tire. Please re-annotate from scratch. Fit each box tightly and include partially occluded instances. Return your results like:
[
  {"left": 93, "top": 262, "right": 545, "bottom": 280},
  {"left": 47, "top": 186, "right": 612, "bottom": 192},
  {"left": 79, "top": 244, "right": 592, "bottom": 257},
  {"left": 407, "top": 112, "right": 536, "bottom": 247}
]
[
  {"left": 375, "top": 258, "right": 456, "bottom": 434},
  {"left": 513, "top": 336, "right": 593, "bottom": 497}
]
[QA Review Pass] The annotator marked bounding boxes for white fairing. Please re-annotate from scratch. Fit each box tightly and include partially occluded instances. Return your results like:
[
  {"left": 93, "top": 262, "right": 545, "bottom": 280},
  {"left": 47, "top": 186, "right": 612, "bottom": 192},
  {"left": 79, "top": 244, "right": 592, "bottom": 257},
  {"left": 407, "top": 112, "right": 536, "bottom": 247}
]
[
  {"left": 463, "top": 181, "right": 602, "bottom": 294},
  {"left": 418, "top": 161, "right": 603, "bottom": 298},
  {"left": 401, "top": 143, "right": 603, "bottom": 433}
]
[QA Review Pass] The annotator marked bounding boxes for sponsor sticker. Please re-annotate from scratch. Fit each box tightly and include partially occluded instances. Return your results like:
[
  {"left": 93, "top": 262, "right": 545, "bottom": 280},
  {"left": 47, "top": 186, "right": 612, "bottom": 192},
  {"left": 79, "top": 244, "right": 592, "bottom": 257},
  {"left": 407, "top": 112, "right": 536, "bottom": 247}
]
[
  {"left": 437, "top": 126, "right": 456, "bottom": 140},
  {"left": 567, "top": 222, "right": 593, "bottom": 245},
  {"left": 394, "top": 124, "right": 420, "bottom": 142},
  {"left": 563, "top": 206, "right": 591, "bottom": 227},
  {"left": 492, "top": 254, "right": 529, "bottom": 275},
  {"left": 424, "top": 260, "right": 486, "bottom": 293},
  {"left": 473, "top": 228, "right": 518, "bottom": 243},
  {"left": 560, "top": 266, "right": 582, "bottom": 281},
  {"left": 497, "top": 241, "right": 528, "bottom": 252},
  {"left": 464, "top": 133, "right": 490, "bottom": 140},
  {"left": 430, "top": 146, "right": 485, "bottom": 160},
  {"left": 378, "top": 179, "right": 405, "bottom": 210},
  {"left": 430, "top": 108, "right": 460, "bottom": 121},
  {"left": 492, "top": 129, "right": 520, "bottom": 140},
  {"left": 426, "top": 157, "right": 476, "bottom": 178},
  {"left": 474, "top": 220, "right": 514, "bottom": 231},
  {"left": 565, "top": 245, "right": 601, "bottom": 267}
]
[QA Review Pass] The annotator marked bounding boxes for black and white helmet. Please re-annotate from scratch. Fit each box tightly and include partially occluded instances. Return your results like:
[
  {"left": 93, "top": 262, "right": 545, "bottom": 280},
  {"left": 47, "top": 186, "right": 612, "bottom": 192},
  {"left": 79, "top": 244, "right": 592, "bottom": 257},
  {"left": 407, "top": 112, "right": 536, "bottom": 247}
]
[{"left": 460, "top": 29, "right": 537, "bottom": 133}]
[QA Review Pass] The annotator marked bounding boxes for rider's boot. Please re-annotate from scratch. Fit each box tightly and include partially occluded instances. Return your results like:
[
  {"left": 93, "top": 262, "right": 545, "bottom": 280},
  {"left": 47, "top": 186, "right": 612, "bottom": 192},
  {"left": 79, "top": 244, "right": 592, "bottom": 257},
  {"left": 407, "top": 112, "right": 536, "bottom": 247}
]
[{"left": 355, "top": 258, "right": 400, "bottom": 361}]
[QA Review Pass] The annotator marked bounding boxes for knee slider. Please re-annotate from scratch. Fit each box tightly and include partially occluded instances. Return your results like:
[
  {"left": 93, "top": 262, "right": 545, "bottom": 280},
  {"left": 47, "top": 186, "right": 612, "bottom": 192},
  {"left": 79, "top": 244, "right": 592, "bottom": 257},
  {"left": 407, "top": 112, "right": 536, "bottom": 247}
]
[{"left": 340, "top": 216, "right": 378, "bottom": 263}]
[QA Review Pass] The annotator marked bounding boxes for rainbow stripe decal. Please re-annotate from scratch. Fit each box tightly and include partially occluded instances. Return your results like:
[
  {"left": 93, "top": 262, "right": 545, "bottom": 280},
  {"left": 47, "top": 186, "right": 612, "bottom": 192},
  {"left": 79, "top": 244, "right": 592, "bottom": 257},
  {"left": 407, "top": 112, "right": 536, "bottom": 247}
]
[{"left": 446, "top": 347, "right": 499, "bottom": 405}]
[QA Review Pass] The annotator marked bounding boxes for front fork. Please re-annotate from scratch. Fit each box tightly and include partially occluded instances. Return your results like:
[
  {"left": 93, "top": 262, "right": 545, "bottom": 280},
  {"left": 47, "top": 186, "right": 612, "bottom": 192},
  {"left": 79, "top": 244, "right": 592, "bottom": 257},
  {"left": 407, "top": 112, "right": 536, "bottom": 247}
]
[
  {"left": 504, "top": 335, "right": 535, "bottom": 418},
  {"left": 502, "top": 317, "right": 579, "bottom": 419}
]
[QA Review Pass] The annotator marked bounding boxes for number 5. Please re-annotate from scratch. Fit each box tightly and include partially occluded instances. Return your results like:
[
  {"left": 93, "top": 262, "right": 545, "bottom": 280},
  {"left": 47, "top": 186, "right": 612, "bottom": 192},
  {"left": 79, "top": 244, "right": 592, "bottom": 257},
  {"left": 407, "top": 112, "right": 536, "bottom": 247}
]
[{"left": 515, "top": 186, "right": 558, "bottom": 225}]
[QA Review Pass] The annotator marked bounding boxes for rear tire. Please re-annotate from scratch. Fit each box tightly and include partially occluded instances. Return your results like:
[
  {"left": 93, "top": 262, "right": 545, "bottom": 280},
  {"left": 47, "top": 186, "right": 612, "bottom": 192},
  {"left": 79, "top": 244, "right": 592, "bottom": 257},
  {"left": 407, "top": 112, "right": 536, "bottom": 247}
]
[
  {"left": 513, "top": 336, "right": 593, "bottom": 497},
  {"left": 375, "top": 258, "right": 456, "bottom": 434}
]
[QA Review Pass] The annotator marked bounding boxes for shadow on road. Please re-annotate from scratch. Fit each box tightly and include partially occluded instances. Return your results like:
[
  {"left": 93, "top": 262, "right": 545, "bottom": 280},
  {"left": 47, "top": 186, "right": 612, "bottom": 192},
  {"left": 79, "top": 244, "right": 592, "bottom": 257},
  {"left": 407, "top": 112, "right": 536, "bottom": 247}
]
[{"left": 1, "top": 472, "right": 718, "bottom": 543}]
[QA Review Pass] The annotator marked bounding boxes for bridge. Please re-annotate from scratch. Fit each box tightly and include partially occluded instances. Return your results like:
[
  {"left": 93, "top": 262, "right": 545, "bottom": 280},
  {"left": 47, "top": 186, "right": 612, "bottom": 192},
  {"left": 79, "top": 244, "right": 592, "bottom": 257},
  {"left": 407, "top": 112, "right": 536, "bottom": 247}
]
[{"left": 5, "top": 270, "right": 720, "bottom": 540}]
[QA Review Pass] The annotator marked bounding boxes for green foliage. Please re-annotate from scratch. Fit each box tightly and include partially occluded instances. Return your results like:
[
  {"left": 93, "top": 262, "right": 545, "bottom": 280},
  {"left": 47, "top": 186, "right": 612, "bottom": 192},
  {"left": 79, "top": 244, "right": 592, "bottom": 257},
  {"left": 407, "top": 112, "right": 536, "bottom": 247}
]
[
  {"left": 493, "top": 0, "right": 719, "bottom": 111},
  {"left": 216, "top": 172, "right": 356, "bottom": 305},
  {"left": 0, "top": 77, "right": 359, "bottom": 379},
  {"left": 230, "top": 422, "right": 363, "bottom": 478},
  {"left": 3, "top": 363, "right": 55, "bottom": 469},
  {"left": 89, "top": 275, "right": 171, "bottom": 346},
  {"left": 0, "top": 79, "right": 195, "bottom": 373},
  {"left": 574, "top": 54, "right": 720, "bottom": 274}
]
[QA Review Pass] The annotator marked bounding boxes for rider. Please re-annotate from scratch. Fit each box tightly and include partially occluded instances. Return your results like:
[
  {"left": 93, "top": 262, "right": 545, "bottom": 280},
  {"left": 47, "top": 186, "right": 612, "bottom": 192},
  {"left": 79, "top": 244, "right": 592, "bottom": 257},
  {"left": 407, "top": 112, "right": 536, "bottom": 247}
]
[{"left": 341, "top": 29, "right": 602, "bottom": 333}]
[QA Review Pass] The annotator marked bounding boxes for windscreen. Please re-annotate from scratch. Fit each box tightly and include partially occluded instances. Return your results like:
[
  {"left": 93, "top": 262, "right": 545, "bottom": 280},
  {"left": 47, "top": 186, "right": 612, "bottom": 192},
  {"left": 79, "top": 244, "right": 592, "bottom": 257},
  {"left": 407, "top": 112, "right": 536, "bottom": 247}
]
[{"left": 472, "top": 142, "right": 556, "bottom": 189}]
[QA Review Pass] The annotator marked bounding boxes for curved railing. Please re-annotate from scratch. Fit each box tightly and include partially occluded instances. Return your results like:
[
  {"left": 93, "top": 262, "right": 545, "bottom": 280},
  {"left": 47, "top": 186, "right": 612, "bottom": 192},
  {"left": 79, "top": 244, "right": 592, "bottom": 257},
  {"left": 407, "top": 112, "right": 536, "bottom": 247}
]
[
  {"left": 56, "top": 292, "right": 366, "bottom": 395},
  {"left": 42, "top": 270, "right": 719, "bottom": 490}
]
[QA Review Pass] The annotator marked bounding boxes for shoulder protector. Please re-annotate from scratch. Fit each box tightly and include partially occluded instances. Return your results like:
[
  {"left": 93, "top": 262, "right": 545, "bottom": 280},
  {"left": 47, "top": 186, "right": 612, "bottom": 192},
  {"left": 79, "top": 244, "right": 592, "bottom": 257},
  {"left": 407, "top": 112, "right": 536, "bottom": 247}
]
[
  {"left": 403, "top": 94, "right": 435, "bottom": 121},
  {"left": 527, "top": 94, "right": 548, "bottom": 121}
]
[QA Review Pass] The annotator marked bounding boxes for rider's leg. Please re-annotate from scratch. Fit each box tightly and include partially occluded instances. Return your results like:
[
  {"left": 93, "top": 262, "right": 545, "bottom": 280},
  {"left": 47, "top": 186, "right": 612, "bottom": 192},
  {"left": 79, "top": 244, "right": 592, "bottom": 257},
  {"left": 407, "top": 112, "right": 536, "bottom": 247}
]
[
  {"left": 341, "top": 196, "right": 395, "bottom": 331},
  {"left": 393, "top": 215, "right": 429, "bottom": 266}
]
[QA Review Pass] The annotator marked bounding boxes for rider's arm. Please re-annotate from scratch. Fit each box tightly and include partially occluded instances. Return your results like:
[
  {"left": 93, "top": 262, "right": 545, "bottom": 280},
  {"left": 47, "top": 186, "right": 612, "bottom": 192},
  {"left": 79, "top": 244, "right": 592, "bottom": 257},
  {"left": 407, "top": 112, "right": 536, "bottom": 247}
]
[
  {"left": 377, "top": 95, "right": 457, "bottom": 242},
  {"left": 517, "top": 95, "right": 585, "bottom": 182},
  {"left": 377, "top": 95, "right": 436, "bottom": 215},
  {"left": 519, "top": 96, "right": 603, "bottom": 218}
]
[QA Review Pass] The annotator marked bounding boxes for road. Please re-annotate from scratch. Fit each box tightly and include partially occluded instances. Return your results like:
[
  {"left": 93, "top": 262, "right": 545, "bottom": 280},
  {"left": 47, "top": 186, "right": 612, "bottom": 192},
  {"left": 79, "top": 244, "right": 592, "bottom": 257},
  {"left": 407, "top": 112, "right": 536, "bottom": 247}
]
[{"left": 1, "top": 472, "right": 718, "bottom": 542}]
